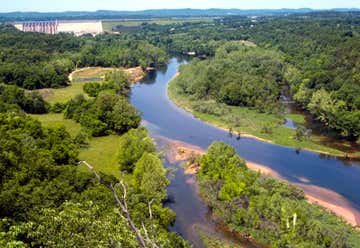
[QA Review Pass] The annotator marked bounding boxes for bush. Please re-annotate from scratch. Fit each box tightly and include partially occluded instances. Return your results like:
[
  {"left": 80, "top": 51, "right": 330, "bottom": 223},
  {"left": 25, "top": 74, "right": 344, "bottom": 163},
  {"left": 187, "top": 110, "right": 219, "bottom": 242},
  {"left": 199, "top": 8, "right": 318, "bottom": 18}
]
[
  {"left": 118, "top": 128, "right": 156, "bottom": 172},
  {"left": 193, "top": 102, "right": 231, "bottom": 116},
  {"left": 83, "top": 82, "right": 102, "bottom": 97},
  {"left": 51, "top": 102, "right": 66, "bottom": 113}
]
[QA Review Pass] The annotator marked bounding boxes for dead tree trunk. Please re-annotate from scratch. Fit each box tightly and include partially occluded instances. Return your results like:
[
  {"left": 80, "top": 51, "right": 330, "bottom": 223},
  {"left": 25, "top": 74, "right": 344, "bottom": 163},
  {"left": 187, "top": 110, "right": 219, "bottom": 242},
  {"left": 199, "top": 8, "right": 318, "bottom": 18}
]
[{"left": 79, "top": 160, "right": 147, "bottom": 248}]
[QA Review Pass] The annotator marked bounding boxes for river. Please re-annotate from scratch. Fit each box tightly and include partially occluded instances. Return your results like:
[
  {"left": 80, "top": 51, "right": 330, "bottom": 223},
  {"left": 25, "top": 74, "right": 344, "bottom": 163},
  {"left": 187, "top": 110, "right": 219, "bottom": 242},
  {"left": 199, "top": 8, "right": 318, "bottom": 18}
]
[{"left": 130, "top": 57, "right": 360, "bottom": 247}]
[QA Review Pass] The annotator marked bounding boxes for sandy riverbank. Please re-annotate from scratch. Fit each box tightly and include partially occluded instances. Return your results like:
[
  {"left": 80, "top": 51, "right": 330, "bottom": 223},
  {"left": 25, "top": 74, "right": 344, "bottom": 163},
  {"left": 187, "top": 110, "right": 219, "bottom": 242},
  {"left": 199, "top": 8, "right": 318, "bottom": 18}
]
[
  {"left": 159, "top": 136, "right": 360, "bottom": 227},
  {"left": 246, "top": 162, "right": 360, "bottom": 226}
]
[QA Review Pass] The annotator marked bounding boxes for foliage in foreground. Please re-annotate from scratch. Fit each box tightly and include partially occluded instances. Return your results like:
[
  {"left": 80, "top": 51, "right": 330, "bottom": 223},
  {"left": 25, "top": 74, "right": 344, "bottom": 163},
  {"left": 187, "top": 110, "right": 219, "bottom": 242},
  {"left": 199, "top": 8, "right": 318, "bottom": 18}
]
[
  {"left": 197, "top": 142, "right": 360, "bottom": 247},
  {"left": 0, "top": 113, "right": 188, "bottom": 247}
]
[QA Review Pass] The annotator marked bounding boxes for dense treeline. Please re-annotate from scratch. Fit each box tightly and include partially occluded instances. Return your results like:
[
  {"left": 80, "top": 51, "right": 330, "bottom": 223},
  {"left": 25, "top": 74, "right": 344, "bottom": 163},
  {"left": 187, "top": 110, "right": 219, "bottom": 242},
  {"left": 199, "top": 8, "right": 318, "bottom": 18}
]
[
  {"left": 0, "top": 24, "right": 168, "bottom": 89},
  {"left": 0, "top": 112, "right": 188, "bottom": 247},
  {"left": 123, "top": 21, "right": 224, "bottom": 56},
  {"left": 173, "top": 43, "right": 285, "bottom": 113},
  {"left": 132, "top": 13, "right": 360, "bottom": 140},
  {"left": 64, "top": 71, "right": 140, "bottom": 136},
  {"left": 197, "top": 142, "right": 360, "bottom": 247},
  {"left": 64, "top": 92, "right": 140, "bottom": 137},
  {"left": 0, "top": 83, "right": 48, "bottom": 114},
  {"left": 241, "top": 15, "right": 360, "bottom": 139}
]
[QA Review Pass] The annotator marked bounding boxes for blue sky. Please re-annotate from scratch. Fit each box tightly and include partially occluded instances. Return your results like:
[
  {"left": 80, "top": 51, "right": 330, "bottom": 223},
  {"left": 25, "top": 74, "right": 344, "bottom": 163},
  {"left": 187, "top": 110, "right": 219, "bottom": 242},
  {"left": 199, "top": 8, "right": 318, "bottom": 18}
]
[{"left": 2, "top": 0, "right": 360, "bottom": 12}]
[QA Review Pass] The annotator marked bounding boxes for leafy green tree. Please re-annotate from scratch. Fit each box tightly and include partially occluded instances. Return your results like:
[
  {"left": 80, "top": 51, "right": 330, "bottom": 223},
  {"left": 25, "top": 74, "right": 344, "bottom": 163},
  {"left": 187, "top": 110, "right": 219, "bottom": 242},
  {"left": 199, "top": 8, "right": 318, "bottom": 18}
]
[
  {"left": 133, "top": 153, "right": 169, "bottom": 201},
  {"left": 110, "top": 98, "right": 141, "bottom": 134},
  {"left": 23, "top": 92, "right": 48, "bottom": 114},
  {"left": 83, "top": 82, "right": 102, "bottom": 97},
  {"left": 118, "top": 128, "right": 156, "bottom": 172},
  {"left": 197, "top": 142, "right": 360, "bottom": 247},
  {"left": 25, "top": 201, "right": 139, "bottom": 248}
]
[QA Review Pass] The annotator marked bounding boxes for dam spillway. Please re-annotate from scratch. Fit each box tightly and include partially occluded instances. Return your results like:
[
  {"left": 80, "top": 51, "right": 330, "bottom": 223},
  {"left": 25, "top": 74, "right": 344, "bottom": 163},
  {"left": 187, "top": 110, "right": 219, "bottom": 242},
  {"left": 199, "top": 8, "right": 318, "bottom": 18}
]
[
  {"left": 14, "top": 20, "right": 103, "bottom": 36},
  {"left": 21, "top": 21, "right": 59, "bottom": 34}
]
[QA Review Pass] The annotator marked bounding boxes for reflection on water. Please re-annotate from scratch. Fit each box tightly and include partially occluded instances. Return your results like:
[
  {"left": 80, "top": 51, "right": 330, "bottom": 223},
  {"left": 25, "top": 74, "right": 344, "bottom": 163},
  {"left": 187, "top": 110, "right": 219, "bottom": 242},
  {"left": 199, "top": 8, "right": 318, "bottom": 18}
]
[
  {"left": 287, "top": 103, "right": 360, "bottom": 155},
  {"left": 283, "top": 117, "right": 296, "bottom": 129},
  {"left": 140, "top": 70, "right": 158, "bottom": 85},
  {"left": 130, "top": 57, "right": 360, "bottom": 246}
]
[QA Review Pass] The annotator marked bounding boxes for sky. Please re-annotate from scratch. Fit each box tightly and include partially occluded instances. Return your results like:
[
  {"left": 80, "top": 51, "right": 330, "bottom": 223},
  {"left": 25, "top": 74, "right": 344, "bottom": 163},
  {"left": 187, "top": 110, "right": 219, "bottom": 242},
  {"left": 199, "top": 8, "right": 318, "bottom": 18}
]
[{"left": 1, "top": 0, "right": 360, "bottom": 12}]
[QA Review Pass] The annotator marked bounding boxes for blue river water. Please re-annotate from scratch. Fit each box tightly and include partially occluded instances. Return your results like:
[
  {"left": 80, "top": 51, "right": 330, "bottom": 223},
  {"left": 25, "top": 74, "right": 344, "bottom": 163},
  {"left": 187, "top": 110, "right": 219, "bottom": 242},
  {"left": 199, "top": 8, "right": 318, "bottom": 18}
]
[{"left": 130, "top": 58, "right": 360, "bottom": 231}]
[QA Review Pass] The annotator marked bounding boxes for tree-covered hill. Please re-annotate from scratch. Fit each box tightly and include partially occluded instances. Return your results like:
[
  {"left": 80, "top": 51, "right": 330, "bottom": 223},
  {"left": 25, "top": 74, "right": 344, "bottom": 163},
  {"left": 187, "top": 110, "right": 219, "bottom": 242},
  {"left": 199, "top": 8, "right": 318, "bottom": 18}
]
[
  {"left": 0, "top": 24, "right": 168, "bottom": 89},
  {"left": 2, "top": 9, "right": 359, "bottom": 21}
]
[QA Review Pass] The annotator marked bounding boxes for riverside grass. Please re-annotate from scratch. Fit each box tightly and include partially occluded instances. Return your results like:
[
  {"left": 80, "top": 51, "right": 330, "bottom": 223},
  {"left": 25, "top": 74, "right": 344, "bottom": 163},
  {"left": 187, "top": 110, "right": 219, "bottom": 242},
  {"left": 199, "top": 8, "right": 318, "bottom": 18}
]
[
  {"left": 168, "top": 78, "right": 359, "bottom": 158},
  {"left": 200, "top": 234, "right": 244, "bottom": 248}
]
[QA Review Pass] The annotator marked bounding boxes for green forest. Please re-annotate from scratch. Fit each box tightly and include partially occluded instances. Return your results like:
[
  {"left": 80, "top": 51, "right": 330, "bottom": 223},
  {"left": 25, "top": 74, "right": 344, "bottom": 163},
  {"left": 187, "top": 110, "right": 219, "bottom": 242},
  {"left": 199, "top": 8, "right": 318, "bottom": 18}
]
[
  {"left": 197, "top": 142, "right": 360, "bottom": 247},
  {"left": 0, "top": 11, "right": 360, "bottom": 248},
  {"left": 0, "top": 25, "right": 189, "bottom": 247},
  {"left": 174, "top": 43, "right": 284, "bottom": 113},
  {"left": 0, "top": 111, "right": 189, "bottom": 247},
  {"left": 0, "top": 24, "right": 168, "bottom": 89}
]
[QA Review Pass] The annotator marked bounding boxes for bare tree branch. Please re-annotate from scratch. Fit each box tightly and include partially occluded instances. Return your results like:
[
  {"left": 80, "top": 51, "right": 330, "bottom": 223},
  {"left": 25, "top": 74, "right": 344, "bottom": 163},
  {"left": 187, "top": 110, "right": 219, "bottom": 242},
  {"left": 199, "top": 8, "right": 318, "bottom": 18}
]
[
  {"left": 79, "top": 160, "right": 148, "bottom": 248},
  {"left": 79, "top": 160, "right": 101, "bottom": 181},
  {"left": 148, "top": 199, "right": 155, "bottom": 221},
  {"left": 142, "top": 222, "right": 160, "bottom": 248}
]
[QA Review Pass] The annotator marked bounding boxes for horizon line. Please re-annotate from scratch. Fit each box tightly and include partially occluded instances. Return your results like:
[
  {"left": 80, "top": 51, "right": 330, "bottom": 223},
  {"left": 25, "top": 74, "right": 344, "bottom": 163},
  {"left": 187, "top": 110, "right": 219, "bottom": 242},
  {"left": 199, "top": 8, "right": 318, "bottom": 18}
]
[{"left": 1, "top": 7, "right": 360, "bottom": 14}]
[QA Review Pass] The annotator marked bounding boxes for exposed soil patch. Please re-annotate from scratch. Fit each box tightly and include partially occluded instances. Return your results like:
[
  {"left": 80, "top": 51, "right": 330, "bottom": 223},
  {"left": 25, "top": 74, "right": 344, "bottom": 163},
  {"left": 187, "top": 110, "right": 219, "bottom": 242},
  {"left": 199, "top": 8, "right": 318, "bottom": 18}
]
[
  {"left": 239, "top": 40, "right": 257, "bottom": 47},
  {"left": 124, "top": 67, "right": 146, "bottom": 82},
  {"left": 298, "top": 184, "right": 360, "bottom": 227},
  {"left": 35, "top": 88, "right": 54, "bottom": 100},
  {"left": 69, "top": 66, "right": 145, "bottom": 83}
]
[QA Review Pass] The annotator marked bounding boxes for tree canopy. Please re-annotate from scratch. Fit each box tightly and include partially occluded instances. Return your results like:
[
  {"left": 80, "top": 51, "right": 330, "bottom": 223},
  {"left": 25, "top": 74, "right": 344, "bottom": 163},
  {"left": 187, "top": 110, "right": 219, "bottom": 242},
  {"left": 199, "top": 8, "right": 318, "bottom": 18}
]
[{"left": 198, "top": 142, "right": 360, "bottom": 247}]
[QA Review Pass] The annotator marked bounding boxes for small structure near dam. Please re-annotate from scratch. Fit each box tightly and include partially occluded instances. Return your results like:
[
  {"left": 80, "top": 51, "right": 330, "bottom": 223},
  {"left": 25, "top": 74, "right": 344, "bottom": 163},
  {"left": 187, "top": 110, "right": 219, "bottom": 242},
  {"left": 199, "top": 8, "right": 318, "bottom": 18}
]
[{"left": 14, "top": 20, "right": 103, "bottom": 36}]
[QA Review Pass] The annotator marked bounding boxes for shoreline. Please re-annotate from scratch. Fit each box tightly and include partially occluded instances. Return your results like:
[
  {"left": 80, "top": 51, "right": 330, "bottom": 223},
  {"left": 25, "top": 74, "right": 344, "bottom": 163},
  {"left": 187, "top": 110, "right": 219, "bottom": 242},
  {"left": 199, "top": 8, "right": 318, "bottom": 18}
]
[
  {"left": 159, "top": 136, "right": 360, "bottom": 227},
  {"left": 167, "top": 75, "right": 359, "bottom": 159}
]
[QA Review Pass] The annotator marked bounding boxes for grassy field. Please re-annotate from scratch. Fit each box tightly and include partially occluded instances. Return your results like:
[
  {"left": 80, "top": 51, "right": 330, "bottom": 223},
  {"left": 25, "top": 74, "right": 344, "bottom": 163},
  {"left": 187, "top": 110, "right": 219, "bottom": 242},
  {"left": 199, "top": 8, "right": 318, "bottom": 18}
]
[
  {"left": 70, "top": 67, "right": 114, "bottom": 80},
  {"left": 168, "top": 79, "right": 359, "bottom": 157},
  {"left": 30, "top": 113, "right": 82, "bottom": 137},
  {"left": 285, "top": 113, "right": 306, "bottom": 125},
  {"left": 35, "top": 66, "right": 144, "bottom": 104},
  {"left": 36, "top": 82, "right": 89, "bottom": 104},
  {"left": 102, "top": 18, "right": 213, "bottom": 32},
  {"left": 30, "top": 113, "right": 121, "bottom": 178},
  {"left": 71, "top": 67, "right": 145, "bottom": 83},
  {"left": 28, "top": 66, "right": 147, "bottom": 178},
  {"left": 78, "top": 135, "right": 122, "bottom": 178}
]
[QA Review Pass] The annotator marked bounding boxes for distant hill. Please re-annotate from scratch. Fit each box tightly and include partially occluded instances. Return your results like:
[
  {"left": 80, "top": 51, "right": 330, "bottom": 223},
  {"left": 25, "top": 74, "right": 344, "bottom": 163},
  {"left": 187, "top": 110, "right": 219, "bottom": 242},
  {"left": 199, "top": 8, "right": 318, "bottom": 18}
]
[{"left": 1, "top": 8, "right": 360, "bottom": 21}]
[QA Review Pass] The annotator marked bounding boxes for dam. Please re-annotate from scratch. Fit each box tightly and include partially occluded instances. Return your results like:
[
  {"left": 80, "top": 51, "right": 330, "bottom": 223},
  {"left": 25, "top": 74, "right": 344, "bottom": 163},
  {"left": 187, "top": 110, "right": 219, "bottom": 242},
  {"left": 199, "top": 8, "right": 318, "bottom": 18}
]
[{"left": 14, "top": 20, "right": 103, "bottom": 36}]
